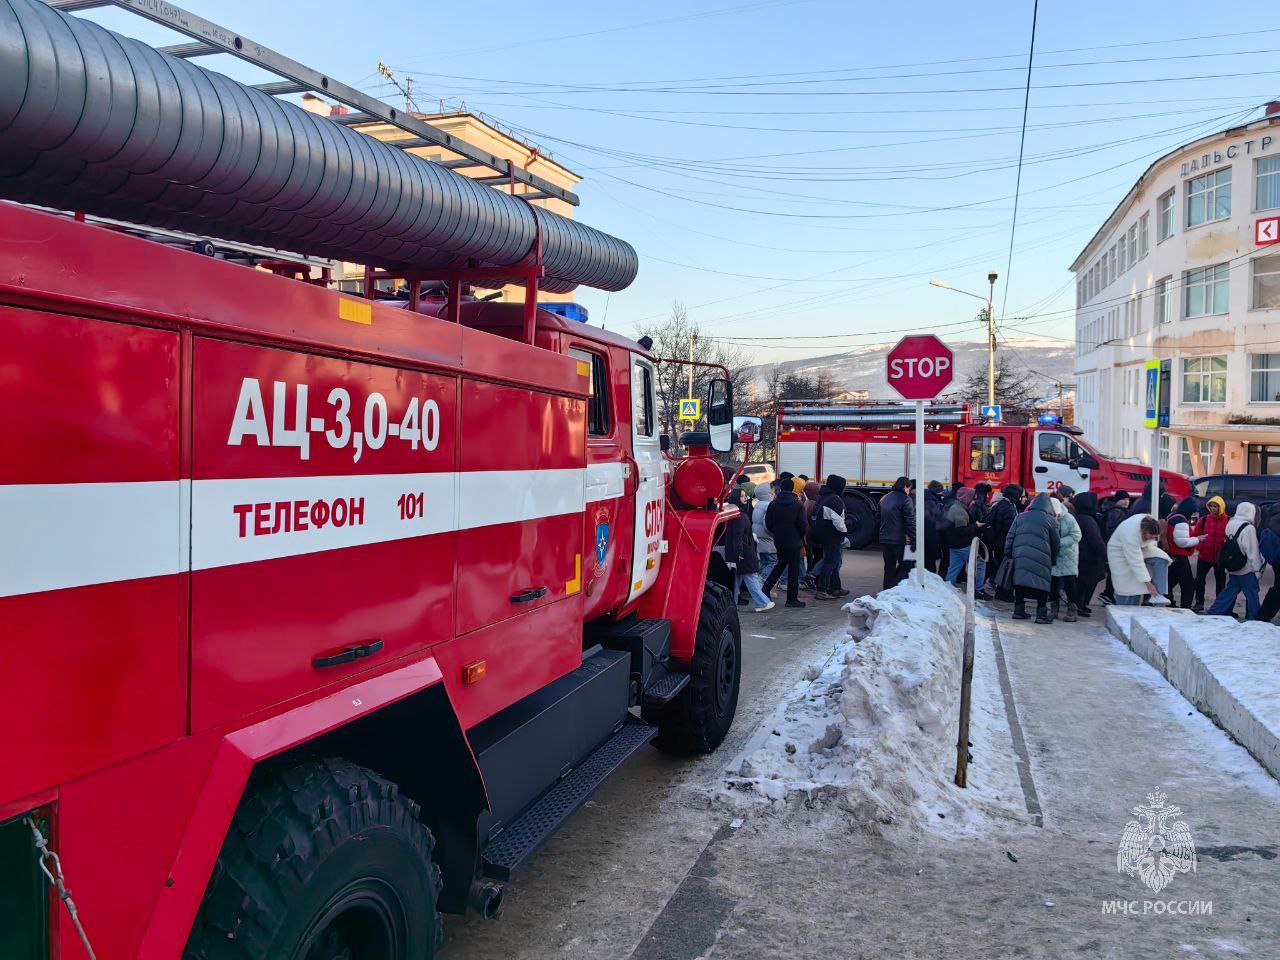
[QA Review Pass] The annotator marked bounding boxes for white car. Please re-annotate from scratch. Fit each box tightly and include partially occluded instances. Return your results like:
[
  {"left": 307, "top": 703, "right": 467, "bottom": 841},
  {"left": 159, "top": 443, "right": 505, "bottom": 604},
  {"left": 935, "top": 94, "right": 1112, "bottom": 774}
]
[{"left": 742, "top": 463, "right": 776, "bottom": 486}]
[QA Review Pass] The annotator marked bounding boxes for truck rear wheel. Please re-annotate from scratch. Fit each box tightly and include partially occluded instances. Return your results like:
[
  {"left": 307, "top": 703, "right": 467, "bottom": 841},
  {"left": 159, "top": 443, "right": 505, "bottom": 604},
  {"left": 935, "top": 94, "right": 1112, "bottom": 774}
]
[
  {"left": 185, "top": 758, "right": 442, "bottom": 960},
  {"left": 844, "top": 493, "right": 877, "bottom": 550},
  {"left": 647, "top": 581, "right": 742, "bottom": 754}
]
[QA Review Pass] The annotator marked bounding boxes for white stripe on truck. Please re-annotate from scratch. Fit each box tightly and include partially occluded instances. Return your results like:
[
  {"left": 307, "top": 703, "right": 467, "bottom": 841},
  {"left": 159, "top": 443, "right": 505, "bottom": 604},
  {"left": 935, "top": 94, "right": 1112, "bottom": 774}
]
[{"left": 1, "top": 467, "right": 615, "bottom": 598}]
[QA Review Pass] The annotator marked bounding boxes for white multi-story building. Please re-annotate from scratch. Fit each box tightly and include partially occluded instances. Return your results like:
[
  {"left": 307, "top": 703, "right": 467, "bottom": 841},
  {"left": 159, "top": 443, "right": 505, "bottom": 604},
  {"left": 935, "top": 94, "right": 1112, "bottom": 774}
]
[{"left": 1071, "top": 103, "right": 1280, "bottom": 479}]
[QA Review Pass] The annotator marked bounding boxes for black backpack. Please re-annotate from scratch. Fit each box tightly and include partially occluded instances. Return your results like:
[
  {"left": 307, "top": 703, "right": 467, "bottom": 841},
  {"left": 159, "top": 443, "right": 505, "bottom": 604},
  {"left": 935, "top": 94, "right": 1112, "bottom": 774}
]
[{"left": 1220, "top": 527, "right": 1248, "bottom": 573}]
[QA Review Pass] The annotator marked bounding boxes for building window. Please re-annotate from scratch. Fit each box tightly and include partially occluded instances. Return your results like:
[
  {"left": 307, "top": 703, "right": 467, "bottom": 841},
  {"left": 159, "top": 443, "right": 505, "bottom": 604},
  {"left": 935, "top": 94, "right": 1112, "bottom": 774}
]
[
  {"left": 1159, "top": 433, "right": 1170, "bottom": 468},
  {"left": 969, "top": 436, "right": 1006, "bottom": 472},
  {"left": 1155, "top": 276, "right": 1174, "bottom": 323},
  {"left": 1109, "top": 246, "right": 1117, "bottom": 281},
  {"left": 1181, "top": 355, "right": 1228, "bottom": 404},
  {"left": 1139, "top": 212, "right": 1150, "bottom": 258},
  {"left": 1183, "top": 262, "right": 1229, "bottom": 318},
  {"left": 1157, "top": 189, "right": 1175, "bottom": 241},
  {"left": 1186, "top": 167, "right": 1231, "bottom": 227},
  {"left": 1253, "top": 254, "right": 1280, "bottom": 310},
  {"left": 1257, "top": 156, "right": 1280, "bottom": 212},
  {"left": 1246, "top": 444, "right": 1280, "bottom": 476},
  {"left": 1127, "top": 223, "right": 1138, "bottom": 266},
  {"left": 1250, "top": 353, "right": 1280, "bottom": 402},
  {"left": 1117, "top": 240, "right": 1127, "bottom": 275}
]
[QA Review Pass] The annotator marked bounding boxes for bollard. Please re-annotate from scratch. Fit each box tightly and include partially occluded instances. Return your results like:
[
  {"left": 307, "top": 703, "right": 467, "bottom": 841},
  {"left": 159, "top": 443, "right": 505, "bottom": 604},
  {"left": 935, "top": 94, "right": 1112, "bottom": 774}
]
[{"left": 954, "top": 537, "right": 986, "bottom": 788}]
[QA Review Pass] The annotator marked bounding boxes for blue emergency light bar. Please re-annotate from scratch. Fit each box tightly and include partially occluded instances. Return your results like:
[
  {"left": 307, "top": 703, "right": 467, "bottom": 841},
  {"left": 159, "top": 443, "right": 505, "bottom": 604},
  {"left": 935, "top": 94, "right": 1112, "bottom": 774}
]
[
  {"left": 539, "top": 303, "right": 589, "bottom": 322},
  {"left": 1038, "top": 413, "right": 1062, "bottom": 426}
]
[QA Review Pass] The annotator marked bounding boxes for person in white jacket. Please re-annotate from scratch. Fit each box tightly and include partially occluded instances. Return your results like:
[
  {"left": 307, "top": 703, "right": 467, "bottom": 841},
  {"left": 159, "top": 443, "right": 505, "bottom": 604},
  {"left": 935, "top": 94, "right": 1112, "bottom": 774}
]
[
  {"left": 1206, "top": 501, "right": 1264, "bottom": 619},
  {"left": 751, "top": 483, "right": 777, "bottom": 580},
  {"left": 1107, "top": 514, "right": 1171, "bottom": 606}
]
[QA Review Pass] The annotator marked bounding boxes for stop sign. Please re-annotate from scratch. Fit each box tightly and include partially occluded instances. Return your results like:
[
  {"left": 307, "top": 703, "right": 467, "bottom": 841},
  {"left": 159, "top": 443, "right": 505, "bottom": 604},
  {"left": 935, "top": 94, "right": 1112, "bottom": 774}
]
[{"left": 886, "top": 334, "right": 954, "bottom": 400}]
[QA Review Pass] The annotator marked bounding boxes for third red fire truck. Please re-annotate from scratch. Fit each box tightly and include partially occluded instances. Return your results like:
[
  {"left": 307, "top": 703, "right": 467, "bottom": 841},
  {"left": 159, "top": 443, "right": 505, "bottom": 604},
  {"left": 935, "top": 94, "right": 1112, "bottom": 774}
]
[{"left": 775, "top": 400, "right": 1190, "bottom": 547}]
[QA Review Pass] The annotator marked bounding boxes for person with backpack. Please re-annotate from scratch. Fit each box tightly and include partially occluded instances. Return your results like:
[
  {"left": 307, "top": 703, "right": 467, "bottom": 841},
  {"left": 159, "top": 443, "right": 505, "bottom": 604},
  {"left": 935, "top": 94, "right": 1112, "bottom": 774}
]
[
  {"left": 1253, "top": 508, "right": 1280, "bottom": 622},
  {"left": 1192, "top": 495, "right": 1228, "bottom": 612},
  {"left": 811, "top": 475, "right": 851, "bottom": 600},
  {"left": 1162, "top": 497, "right": 1202, "bottom": 609},
  {"left": 1206, "top": 502, "right": 1264, "bottom": 619}
]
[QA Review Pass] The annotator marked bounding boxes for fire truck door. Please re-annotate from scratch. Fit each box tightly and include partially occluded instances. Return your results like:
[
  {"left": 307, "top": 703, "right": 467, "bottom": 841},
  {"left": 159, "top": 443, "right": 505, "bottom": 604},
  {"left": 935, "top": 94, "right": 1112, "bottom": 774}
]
[
  {"left": 628, "top": 357, "right": 663, "bottom": 603},
  {"left": 1032, "top": 431, "right": 1092, "bottom": 494}
]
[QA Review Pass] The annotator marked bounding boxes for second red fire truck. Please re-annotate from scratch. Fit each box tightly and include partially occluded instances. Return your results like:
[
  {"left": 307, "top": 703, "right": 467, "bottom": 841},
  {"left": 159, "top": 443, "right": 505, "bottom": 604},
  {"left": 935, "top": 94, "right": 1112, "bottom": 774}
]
[{"left": 775, "top": 400, "right": 1190, "bottom": 547}]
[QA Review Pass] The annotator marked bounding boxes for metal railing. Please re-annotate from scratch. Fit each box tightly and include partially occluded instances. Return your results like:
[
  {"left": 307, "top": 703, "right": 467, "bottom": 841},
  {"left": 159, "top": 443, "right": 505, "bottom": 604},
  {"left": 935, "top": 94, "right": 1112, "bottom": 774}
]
[{"left": 954, "top": 536, "right": 989, "bottom": 788}]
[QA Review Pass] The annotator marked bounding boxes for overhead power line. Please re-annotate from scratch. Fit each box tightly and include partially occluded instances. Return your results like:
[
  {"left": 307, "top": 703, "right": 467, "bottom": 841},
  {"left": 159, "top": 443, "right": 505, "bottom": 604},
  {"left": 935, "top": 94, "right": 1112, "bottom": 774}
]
[{"left": 1001, "top": 0, "right": 1040, "bottom": 317}]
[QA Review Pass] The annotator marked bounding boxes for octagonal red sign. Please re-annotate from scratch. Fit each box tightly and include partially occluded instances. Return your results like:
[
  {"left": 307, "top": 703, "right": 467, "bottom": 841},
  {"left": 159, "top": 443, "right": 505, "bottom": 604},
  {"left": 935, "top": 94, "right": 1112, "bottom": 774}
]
[{"left": 886, "top": 334, "right": 954, "bottom": 400}]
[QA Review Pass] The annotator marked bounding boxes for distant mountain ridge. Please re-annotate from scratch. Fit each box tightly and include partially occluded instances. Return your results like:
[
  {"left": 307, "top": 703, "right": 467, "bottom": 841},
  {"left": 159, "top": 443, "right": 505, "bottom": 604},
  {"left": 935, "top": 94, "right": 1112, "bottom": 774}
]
[{"left": 745, "top": 337, "right": 1074, "bottom": 402}]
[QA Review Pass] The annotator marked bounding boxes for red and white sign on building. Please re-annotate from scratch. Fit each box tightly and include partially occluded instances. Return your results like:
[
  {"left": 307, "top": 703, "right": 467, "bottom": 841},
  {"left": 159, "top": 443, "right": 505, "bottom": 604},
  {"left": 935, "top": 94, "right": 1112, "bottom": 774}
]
[
  {"left": 886, "top": 334, "right": 955, "bottom": 400},
  {"left": 1257, "top": 216, "right": 1280, "bottom": 246}
]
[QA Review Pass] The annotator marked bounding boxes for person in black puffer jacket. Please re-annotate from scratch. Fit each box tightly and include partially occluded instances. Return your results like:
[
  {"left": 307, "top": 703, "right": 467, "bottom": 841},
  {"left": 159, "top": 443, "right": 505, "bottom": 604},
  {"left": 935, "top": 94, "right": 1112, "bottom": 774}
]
[
  {"left": 923, "top": 480, "right": 947, "bottom": 576},
  {"left": 985, "top": 483, "right": 1021, "bottom": 599},
  {"left": 762, "top": 477, "right": 809, "bottom": 607},
  {"left": 811, "top": 475, "right": 850, "bottom": 599},
  {"left": 1005, "top": 492, "right": 1060, "bottom": 623},
  {"left": 877, "top": 476, "right": 915, "bottom": 590},
  {"left": 1071, "top": 492, "right": 1107, "bottom": 616}
]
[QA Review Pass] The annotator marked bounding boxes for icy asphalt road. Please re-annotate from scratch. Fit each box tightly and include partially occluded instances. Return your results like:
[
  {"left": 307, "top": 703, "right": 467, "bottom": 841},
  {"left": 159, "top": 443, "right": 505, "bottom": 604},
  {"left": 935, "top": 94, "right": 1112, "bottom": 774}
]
[{"left": 445, "top": 550, "right": 1280, "bottom": 960}]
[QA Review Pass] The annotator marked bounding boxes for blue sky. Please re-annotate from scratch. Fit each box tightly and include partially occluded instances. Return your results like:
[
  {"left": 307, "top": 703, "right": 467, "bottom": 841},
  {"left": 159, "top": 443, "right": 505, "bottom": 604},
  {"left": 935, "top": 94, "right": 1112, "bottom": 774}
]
[{"left": 85, "top": 0, "right": 1280, "bottom": 364}]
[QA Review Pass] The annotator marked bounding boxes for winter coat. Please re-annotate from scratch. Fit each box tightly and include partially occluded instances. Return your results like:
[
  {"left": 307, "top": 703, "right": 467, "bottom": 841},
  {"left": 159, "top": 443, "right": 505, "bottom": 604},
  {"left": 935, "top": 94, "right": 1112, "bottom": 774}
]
[
  {"left": 751, "top": 485, "right": 776, "bottom": 554},
  {"left": 878, "top": 485, "right": 916, "bottom": 545},
  {"left": 1261, "top": 508, "right": 1280, "bottom": 568},
  {"left": 722, "top": 506, "right": 761, "bottom": 575},
  {"left": 923, "top": 488, "right": 945, "bottom": 556},
  {"left": 1107, "top": 514, "right": 1155, "bottom": 597},
  {"left": 1049, "top": 499, "right": 1081, "bottom": 577},
  {"left": 987, "top": 485, "right": 1021, "bottom": 555},
  {"left": 813, "top": 475, "right": 850, "bottom": 546},
  {"left": 1164, "top": 496, "right": 1202, "bottom": 559},
  {"left": 1193, "top": 496, "right": 1229, "bottom": 564},
  {"left": 1129, "top": 482, "right": 1177, "bottom": 520},
  {"left": 1004, "top": 493, "right": 1060, "bottom": 593},
  {"left": 765, "top": 490, "right": 808, "bottom": 551},
  {"left": 1222, "top": 502, "right": 1264, "bottom": 576},
  {"left": 1102, "top": 501, "right": 1129, "bottom": 542},
  {"left": 1071, "top": 493, "right": 1107, "bottom": 580},
  {"left": 942, "top": 496, "right": 975, "bottom": 550}
]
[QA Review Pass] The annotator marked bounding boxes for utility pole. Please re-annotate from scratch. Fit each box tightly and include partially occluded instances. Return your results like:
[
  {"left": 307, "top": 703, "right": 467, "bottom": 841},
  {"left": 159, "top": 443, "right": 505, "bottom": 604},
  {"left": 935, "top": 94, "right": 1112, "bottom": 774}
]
[
  {"left": 987, "top": 271, "right": 998, "bottom": 409},
  {"left": 376, "top": 61, "right": 418, "bottom": 114},
  {"left": 688, "top": 332, "right": 696, "bottom": 398}
]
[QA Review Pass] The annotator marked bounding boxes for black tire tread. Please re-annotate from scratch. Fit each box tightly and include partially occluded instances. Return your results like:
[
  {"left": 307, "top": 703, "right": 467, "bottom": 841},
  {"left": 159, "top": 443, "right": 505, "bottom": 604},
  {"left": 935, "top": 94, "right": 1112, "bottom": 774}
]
[
  {"left": 184, "top": 757, "right": 442, "bottom": 960},
  {"left": 646, "top": 580, "right": 741, "bottom": 754}
]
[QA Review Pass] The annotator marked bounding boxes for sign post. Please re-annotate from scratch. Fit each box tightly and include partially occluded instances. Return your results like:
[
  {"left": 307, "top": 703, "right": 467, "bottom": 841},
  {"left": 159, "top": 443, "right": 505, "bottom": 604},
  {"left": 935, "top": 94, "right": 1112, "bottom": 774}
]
[
  {"left": 1144, "top": 359, "right": 1162, "bottom": 521},
  {"left": 886, "top": 335, "right": 955, "bottom": 587}
]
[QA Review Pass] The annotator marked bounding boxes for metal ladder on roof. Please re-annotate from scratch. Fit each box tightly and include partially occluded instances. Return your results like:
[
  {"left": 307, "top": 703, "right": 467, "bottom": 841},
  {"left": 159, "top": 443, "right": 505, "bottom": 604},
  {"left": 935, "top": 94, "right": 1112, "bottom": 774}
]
[{"left": 44, "top": 0, "right": 578, "bottom": 205}]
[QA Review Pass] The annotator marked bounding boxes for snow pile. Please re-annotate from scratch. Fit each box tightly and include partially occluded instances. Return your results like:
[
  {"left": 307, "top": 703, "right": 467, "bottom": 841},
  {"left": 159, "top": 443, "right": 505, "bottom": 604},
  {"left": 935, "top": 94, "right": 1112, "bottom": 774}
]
[
  {"left": 1167, "top": 619, "right": 1280, "bottom": 781},
  {"left": 718, "top": 574, "right": 1026, "bottom": 836}
]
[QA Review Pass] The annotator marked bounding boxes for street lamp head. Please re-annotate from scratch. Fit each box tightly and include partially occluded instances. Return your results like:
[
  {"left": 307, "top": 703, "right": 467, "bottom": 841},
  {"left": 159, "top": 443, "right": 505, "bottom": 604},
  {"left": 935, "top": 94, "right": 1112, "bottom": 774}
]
[
  {"left": 988, "top": 271, "right": 998, "bottom": 284},
  {"left": 928, "top": 279, "right": 950, "bottom": 289}
]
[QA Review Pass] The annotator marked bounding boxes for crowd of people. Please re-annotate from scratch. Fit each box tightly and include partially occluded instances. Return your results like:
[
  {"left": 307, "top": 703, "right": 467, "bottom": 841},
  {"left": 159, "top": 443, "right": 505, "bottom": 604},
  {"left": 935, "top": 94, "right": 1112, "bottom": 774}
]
[
  {"left": 722, "top": 471, "right": 854, "bottom": 612},
  {"left": 930, "top": 479, "right": 1277, "bottom": 625},
  {"left": 723, "top": 467, "right": 1280, "bottom": 626}
]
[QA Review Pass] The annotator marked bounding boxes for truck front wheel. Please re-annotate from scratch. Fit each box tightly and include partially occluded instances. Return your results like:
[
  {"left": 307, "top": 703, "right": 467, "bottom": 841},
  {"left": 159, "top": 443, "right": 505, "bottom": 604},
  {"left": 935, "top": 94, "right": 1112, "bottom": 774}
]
[
  {"left": 647, "top": 581, "right": 742, "bottom": 754},
  {"left": 185, "top": 758, "right": 442, "bottom": 960}
]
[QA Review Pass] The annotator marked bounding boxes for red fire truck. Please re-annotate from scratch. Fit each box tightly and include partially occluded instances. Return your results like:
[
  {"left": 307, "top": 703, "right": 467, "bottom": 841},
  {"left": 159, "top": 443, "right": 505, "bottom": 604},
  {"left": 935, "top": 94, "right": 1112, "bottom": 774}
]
[
  {"left": 0, "top": 2, "right": 751, "bottom": 957},
  {"left": 775, "top": 401, "right": 1190, "bottom": 547}
]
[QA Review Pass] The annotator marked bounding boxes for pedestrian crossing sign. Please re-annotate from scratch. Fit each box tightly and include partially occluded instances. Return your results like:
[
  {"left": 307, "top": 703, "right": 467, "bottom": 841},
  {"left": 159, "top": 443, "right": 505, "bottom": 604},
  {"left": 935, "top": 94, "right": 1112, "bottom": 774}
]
[{"left": 679, "top": 398, "right": 701, "bottom": 421}]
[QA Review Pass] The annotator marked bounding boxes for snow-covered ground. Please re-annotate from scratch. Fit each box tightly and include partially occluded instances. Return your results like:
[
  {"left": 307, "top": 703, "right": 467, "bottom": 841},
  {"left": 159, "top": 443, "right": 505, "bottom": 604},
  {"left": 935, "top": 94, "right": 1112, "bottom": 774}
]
[
  {"left": 715, "top": 574, "right": 1027, "bottom": 837},
  {"left": 1106, "top": 607, "right": 1280, "bottom": 782}
]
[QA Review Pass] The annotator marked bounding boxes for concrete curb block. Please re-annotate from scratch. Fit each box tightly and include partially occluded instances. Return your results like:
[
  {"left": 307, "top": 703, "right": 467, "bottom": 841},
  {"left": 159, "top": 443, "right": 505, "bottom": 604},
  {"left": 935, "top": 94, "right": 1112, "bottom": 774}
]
[
  {"left": 1130, "top": 620, "right": 1168, "bottom": 677},
  {"left": 1166, "top": 623, "right": 1280, "bottom": 782}
]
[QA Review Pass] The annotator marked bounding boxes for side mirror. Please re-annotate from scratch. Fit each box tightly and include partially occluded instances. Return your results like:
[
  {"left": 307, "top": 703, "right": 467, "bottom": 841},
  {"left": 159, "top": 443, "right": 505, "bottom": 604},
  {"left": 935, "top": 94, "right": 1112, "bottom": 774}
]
[
  {"left": 733, "top": 415, "right": 763, "bottom": 444},
  {"left": 1081, "top": 454, "right": 1099, "bottom": 470},
  {"left": 707, "top": 378, "right": 734, "bottom": 453}
]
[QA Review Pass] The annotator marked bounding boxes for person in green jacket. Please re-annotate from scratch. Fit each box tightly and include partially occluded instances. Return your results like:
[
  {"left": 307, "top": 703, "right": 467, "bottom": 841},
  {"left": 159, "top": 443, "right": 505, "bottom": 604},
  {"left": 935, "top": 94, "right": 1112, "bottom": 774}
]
[{"left": 1049, "top": 497, "right": 1082, "bottom": 622}]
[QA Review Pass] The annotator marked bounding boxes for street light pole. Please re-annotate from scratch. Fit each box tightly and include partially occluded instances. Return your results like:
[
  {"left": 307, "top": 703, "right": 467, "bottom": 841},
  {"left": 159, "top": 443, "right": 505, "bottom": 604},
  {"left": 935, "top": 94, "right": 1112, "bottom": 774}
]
[
  {"left": 987, "top": 271, "right": 998, "bottom": 409},
  {"left": 929, "top": 274, "right": 999, "bottom": 410}
]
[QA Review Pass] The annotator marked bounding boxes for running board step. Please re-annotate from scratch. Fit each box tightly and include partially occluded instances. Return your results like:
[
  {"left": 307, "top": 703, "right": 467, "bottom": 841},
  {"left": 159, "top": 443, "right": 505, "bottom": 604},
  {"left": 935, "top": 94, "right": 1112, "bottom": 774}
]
[
  {"left": 481, "top": 718, "right": 657, "bottom": 880},
  {"left": 641, "top": 663, "right": 690, "bottom": 706}
]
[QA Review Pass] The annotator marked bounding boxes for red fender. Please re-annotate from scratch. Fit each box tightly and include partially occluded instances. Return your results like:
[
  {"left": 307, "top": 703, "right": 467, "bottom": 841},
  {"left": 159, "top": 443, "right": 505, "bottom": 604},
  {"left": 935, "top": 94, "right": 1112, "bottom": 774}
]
[
  {"left": 122, "top": 658, "right": 447, "bottom": 960},
  {"left": 636, "top": 503, "right": 738, "bottom": 661}
]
